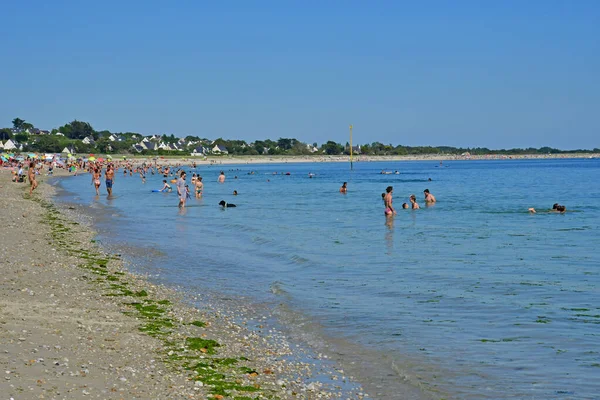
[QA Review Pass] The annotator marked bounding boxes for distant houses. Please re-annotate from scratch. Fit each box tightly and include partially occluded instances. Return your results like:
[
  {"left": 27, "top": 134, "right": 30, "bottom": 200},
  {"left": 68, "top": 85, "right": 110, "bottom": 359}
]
[
  {"left": 190, "top": 145, "right": 207, "bottom": 156},
  {"left": 3, "top": 139, "right": 18, "bottom": 150},
  {"left": 212, "top": 144, "right": 228, "bottom": 154}
]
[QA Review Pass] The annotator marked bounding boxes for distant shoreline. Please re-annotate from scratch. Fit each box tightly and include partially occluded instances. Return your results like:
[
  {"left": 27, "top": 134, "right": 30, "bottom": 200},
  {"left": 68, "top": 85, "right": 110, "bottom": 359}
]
[{"left": 116, "top": 152, "right": 600, "bottom": 165}]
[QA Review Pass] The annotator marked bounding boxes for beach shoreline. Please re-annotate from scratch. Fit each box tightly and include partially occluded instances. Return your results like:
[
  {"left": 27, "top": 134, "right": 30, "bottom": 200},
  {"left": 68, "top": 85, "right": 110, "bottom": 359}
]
[
  {"left": 83, "top": 153, "right": 600, "bottom": 167},
  {"left": 0, "top": 170, "right": 373, "bottom": 399}
]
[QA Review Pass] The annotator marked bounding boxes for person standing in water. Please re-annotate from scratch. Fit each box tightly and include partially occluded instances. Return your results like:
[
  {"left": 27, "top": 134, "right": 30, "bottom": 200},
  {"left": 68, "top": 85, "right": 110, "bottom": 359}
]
[
  {"left": 424, "top": 189, "right": 436, "bottom": 203},
  {"left": 92, "top": 168, "right": 101, "bottom": 195},
  {"left": 384, "top": 186, "right": 396, "bottom": 217},
  {"left": 195, "top": 176, "right": 203, "bottom": 198},
  {"left": 218, "top": 171, "right": 225, "bottom": 183},
  {"left": 410, "top": 194, "right": 420, "bottom": 209},
  {"left": 177, "top": 171, "right": 187, "bottom": 208},
  {"left": 105, "top": 165, "right": 115, "bottom": 196},
  {"left": 340, "top": 182, "right": 348, "bottom": 194}
]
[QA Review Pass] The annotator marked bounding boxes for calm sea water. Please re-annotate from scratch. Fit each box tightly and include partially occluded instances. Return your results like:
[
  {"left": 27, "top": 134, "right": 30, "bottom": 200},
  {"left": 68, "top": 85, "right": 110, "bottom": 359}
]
[{"left": 57, "top": 159, "right": 600, "bottom": 399}]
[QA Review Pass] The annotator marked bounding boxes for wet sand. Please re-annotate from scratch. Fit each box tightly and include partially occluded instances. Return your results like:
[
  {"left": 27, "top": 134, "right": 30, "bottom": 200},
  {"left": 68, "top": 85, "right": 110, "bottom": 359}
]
[{"left": 0, "top": 169, "right": 369, "bottom": 399}]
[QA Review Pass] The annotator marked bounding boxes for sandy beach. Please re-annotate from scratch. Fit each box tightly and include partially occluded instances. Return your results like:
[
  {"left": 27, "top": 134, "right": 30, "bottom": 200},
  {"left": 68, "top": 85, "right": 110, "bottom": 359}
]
[
  {"left": 126, "top": 153, "right": 600, "bottom": 166},
  {"left": 0, "top": 170, "right": 368, "bottom": 399}
]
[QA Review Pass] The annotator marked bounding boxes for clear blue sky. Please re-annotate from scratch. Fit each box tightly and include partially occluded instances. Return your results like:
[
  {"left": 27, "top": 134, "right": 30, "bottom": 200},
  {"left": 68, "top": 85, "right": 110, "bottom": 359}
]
[{"left": 1, "top": 1, "right": 598, "bottom": 149}]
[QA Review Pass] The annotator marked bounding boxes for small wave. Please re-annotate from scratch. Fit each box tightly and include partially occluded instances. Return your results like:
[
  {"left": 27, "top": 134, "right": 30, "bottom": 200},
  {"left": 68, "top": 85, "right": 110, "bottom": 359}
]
[
  {"left": 270, "top": 281, "right": 289, "bottom": 296},
  {"left": 290, "top": 254, "right": 310, "bottom": 264}
]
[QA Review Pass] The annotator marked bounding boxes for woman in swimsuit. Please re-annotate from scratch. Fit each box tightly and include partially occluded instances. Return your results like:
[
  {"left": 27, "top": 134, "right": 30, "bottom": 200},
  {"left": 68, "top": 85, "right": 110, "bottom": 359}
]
[
  {"left": 384, "top": 186, "right": 396, "bottom": 216},
  {"left": 195, "top": 176, "right": 203, "bottom": 198},
  {"left": 92, "top": 168, "right": 101, "bottom": 195},
  {"left": 410, "top": 194, "right": 420, "bottom": 209}
]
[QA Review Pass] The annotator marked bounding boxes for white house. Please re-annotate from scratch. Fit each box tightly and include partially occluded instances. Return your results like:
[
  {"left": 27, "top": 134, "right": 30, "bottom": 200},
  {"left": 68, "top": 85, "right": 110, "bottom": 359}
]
[
  {"left": 0, "top": 141, "right": 4, "bottom": 149},
  {"left": 306, "top": 144, "right": 319, "bottom": 153},
  {"left": 190, "top": 145, "right": 206, "bottom": 156},
  {"left": 157, "top": 142, "right": 170, "bottom": 151},
  {"left": 3, "top": 139, "right": 18, "bottom": 150},
  {"left": 55, "top": 132, "right": 65, "bottom": 136},
  {"left": 108, "top": 134, "right": 117, "bottom": 142},
  {"left": 62, "top": 146, "right": 75, "bottom": 154},
  {"left": 212, "top": 144, "right": 228, "bottom": 154},
  {"left": 82, "top": 136, "right": 95, "bottom": 145}
]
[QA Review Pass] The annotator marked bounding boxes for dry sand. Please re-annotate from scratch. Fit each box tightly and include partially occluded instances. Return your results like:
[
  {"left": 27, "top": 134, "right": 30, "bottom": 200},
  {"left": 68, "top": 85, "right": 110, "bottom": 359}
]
[
  {"left": 129, "top": 153, "right": 600, "bottom": 166},
  {"left": 0, "top": 169, "right": 368, "bottom": 399}
]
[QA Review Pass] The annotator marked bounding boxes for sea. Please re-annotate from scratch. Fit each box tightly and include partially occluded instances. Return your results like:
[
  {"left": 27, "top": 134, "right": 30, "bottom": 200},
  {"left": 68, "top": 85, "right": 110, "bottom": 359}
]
[{"left": 55, "top": 158, "right": 600, "bottom": 400}]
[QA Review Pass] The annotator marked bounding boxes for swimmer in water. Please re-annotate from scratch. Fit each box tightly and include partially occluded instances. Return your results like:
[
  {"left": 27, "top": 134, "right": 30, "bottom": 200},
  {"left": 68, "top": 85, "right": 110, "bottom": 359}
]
[
  {"left": 529, "top": 204, "right": 567, "bottom": 213},
  {"left": 424, "top": 189, "right": 436, "bottom": 203},
  {"left": 233, "top": 190, "right": 238, "bottom": 196},
  {"left": 218, "top": 171, "right": 225, "bottom": 183},
  {"left": 410, "top": 194, "right": 420, "bottom": 209},
  {"left": 160, "top": 179, "right": 172, "bottom": 192},
  {"left": 340, "top": 182, "right": 347, "bottom": 194},
  {"left": 384, "top": 186, "right": 396, "bottom": 217},
  {"left": 402, "top": 203, "right": 409, "bottom": 209}
]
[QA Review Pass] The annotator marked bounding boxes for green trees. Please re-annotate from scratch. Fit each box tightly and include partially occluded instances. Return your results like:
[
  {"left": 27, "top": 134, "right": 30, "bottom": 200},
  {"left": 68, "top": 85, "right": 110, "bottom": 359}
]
[
  {"left": 14, "top": 132, "right": 29, "bottom": 143},
  {"left": 322, "top": 141, "right": 344, "bottom": 155},
  {"left": 0, "top": 128, "right": 12, "bottom": 141},
  {"left": 58, "top": 120, "right": 94, "bottom": 140},
  {"left": 12, "top": 118, "right": 25, "bottom": 130},
  {"left": 29, "top": 135, "right": 64, "bottom": 153}
]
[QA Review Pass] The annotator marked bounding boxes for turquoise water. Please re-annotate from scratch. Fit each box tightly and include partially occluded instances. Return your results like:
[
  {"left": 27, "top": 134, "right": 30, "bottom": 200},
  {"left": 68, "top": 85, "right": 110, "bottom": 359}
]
[{"left": 58, "top": 159, "right": 600, "bottom": 399}]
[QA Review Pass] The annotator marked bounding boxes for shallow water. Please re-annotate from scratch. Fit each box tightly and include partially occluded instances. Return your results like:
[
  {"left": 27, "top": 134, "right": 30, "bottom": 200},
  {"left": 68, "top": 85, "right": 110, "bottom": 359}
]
[{"left": 58, "top": 159, "right": 600, "bottom": 399}]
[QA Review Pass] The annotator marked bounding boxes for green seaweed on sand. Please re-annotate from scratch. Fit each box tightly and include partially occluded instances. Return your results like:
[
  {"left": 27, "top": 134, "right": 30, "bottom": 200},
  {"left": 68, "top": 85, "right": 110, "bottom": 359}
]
[
  {"left": 33, "top": 194, "right": 277, "bottom": 399},
  {"left": 127, "top": 302, "right": 167, "bottom": 318},
  {"left": 185, "top": 337, "right": 221, "bottom": 354},
  {"left": 139, "top": 320, "right": 174, "bottom": 336}
]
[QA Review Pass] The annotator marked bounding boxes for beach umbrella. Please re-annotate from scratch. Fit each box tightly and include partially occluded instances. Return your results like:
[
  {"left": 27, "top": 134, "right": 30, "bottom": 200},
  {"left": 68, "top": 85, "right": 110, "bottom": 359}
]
[
  {"left": 28, "top": 153, "right": 36, "bottom": 158},
  {"left": 89, "top": 156, "right": 96, "bottom": 161},
  {"left": 106, "top": 154, "right": 112, "bottom": 159},
  {"left": 97, "top": 157, "right": 104, "bottom": 162}
]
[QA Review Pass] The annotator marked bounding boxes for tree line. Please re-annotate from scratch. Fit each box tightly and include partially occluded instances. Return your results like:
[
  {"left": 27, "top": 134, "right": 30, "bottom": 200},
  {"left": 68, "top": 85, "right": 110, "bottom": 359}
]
[{"left": 2, "top": 117, "right": 598, "bottom": 155}]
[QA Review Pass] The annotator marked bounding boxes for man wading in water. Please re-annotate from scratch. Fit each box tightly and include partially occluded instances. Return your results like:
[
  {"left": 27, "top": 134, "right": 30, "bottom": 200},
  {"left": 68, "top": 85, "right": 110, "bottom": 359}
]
[
  {"left": 177, "top": 171, "right": 187, "bottom": 208},
  {"left": 105, "top": 165, "right": 115, "bottom": 196}
]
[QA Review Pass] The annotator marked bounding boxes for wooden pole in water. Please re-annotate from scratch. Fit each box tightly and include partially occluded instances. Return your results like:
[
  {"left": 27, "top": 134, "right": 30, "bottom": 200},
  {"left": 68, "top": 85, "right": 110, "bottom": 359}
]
[{"left": 349, "top": 124, "right": 353, "bottom": 170}]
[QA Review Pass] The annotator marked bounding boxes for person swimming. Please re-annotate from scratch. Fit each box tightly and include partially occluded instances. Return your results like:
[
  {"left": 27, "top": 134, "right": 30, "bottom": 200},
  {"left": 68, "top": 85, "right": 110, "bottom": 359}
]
[
  {"left": 340, "top": 182, "right": 347, "bottom": 194},
  {"left": 160, "top": 179, "right": 172, "bottom": 192},
  {"left": 402, "top": 203, "right": 409, "bottom": 209},
  {"left": 529, "top": 203, "right": 567, "bottom": 213}
]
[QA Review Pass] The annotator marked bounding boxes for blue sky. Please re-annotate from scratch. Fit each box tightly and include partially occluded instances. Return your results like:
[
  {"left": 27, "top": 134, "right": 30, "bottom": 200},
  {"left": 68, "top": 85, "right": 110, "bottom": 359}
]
[{"left": 1, "top": 1, "right": 598, "bottom": 149}]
